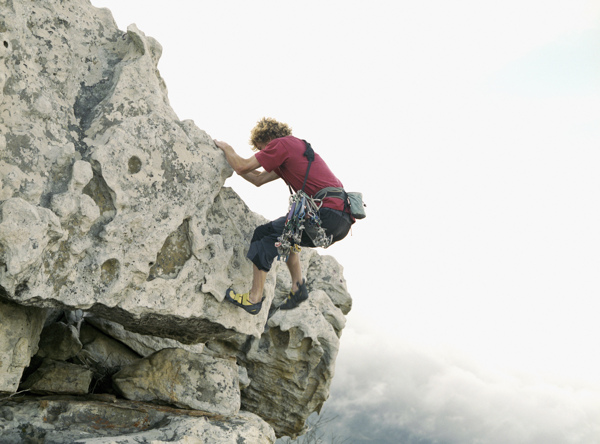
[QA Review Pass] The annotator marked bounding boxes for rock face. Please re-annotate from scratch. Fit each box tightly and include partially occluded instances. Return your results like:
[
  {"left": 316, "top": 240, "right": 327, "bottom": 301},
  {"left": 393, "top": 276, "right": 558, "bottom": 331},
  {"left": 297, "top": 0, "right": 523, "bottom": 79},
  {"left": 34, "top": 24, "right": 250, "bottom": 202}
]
[
  {"left": 239, "top": 265, "right": 348, "bottom": 436},
  {"left": 113, "top": 348, "right": 241, "bottom": 416},
  {"left": 36, "top": 322, "right": 83, "bottom": 361},
  {"left": 20, "top": 359, "right": 93, "bottom": 395},
  {"left": 0, "top": 397, "right": 276, "bottom": 444},
  {"left": 0, "top": 299, "right": 46, "bottom": 393},
  {"left": 0, "top": 0, "right": 353, "bottom": 442}
]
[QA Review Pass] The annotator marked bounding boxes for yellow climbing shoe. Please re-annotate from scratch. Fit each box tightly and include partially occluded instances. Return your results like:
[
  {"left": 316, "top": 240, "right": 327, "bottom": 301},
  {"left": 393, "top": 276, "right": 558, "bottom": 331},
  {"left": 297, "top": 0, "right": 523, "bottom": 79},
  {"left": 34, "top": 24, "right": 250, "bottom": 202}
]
[{"left": 225, "top": 288, "right": 263, "bottom": 315}]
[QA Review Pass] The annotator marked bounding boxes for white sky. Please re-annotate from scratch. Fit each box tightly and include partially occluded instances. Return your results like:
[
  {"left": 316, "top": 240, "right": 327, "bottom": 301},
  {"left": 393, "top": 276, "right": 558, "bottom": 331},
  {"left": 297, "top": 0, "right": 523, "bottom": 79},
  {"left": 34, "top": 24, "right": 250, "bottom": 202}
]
[{"left": 91, "top": 0, "right": 600, "bottom": 440}]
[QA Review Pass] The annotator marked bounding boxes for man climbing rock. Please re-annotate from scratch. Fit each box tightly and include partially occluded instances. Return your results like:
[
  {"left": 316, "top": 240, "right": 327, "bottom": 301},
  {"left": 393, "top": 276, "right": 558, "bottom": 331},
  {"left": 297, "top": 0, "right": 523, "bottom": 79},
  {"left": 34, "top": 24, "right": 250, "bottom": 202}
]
[{"left": 214, "top": 117, "right": 354, "bottom": 315}]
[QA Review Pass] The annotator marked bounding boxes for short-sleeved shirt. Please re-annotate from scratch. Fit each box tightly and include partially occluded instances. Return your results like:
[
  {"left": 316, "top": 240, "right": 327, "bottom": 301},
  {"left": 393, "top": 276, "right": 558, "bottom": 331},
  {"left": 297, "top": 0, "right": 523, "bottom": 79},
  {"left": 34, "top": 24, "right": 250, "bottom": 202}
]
[{"left": 255, "top": 135, "right": 346, "bottom": 212}]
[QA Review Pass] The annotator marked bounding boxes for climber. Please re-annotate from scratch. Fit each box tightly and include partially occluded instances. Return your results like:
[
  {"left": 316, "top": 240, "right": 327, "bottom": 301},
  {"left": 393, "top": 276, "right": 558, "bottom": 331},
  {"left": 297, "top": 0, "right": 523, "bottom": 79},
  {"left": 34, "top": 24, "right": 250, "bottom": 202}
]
[{"left": 214, "top": 117, "right": 354, "bottom": 315}]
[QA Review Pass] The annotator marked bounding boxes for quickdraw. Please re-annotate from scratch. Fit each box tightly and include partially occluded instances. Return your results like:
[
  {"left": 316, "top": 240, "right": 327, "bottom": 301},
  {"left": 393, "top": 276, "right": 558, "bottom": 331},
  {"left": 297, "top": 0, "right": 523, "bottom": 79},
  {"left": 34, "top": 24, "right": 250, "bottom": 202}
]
[{"left": 275, "top": 190, "right": 332, "bottom": 261}]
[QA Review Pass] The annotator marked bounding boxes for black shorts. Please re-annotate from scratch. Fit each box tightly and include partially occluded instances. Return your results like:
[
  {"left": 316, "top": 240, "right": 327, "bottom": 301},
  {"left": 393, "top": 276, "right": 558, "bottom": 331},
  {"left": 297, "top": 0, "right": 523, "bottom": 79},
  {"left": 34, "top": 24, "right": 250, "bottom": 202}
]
[{"left": 246, "top": 208, "right": 353, "bottom": 272}]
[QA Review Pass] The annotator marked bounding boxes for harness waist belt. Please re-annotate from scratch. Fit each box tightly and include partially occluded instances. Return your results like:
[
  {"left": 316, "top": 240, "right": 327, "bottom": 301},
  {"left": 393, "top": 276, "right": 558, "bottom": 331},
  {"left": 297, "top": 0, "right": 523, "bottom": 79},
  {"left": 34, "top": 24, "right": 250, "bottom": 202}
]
[{"left": 314, "top": 187, "right": 347, "bottom": 201}]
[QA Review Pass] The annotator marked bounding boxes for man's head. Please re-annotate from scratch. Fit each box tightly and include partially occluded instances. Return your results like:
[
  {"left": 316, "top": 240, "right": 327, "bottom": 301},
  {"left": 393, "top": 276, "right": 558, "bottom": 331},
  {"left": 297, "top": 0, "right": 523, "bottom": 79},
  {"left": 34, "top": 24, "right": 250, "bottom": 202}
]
[{"left": 249, "top": 117, "right": 292, "bottom": 150}]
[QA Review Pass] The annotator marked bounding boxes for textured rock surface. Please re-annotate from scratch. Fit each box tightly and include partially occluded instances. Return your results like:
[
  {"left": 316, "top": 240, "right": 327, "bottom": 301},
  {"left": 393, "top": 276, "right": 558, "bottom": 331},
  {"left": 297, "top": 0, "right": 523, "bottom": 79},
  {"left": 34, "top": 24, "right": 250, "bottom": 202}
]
[
  {"left": 0, "top": 397, "right": 276, "bottom": 443},
  {"left": 75, "top": 322, "right": 142, "bottom": 379},
  {"left": 0, "top": 298, "right": 46, "bottom": 393},
  {"left": 241, "top": 285, "right": 346, "bottom": 437},
  {"left": 85, "top": 315, "right": 205, "bottom": 357},
  {"left": 113, "top": 348, "right": 240, "bottom": 416},
  {"left": 0, "top": 0, "right": 353, "bottom": 441},
  {"left": 36, "top": 322, "right": 82, "bottom": 361},
  {"left": 20, "top": 359, "right": 93, "bottom": 395},
  {"left": 0, "top": 0, "right": 270, "bottom": 343}
]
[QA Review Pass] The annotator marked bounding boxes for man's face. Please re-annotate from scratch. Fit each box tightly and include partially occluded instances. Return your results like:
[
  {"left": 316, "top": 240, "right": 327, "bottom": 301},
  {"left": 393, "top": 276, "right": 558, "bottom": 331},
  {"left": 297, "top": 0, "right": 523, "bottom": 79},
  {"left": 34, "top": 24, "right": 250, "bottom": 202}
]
[{"left": 255, "top": 142, "right": 268, "bottom": 151}]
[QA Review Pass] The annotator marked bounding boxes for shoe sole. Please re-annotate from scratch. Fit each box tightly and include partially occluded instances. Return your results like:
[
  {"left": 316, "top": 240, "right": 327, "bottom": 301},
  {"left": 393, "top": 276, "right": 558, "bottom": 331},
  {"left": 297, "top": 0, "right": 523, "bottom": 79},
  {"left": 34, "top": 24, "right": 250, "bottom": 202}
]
[
  {"left": 225, "top": 289, "right": 263, "bottom": 315},
  {"left": 279, "top": 279, "right": 309, "bottom": 310}
]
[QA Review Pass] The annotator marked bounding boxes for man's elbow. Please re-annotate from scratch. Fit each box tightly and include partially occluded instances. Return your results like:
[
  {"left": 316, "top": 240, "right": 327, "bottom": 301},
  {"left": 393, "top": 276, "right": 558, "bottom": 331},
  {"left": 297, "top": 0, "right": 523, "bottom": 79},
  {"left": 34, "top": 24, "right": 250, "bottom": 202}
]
[{"left": 235, "top": 165, "right": 253, "bottom": 176}]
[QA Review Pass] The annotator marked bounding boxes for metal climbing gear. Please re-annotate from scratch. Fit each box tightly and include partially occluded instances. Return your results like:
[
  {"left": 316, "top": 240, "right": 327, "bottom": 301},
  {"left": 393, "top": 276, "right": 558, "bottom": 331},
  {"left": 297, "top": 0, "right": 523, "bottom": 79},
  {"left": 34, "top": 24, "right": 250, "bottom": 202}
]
[
  {"left": 275, "top": 190, "right": 332, "bottom": 260},
  {"left": 275, "top": 141, "right": 332, "bottom": 261}
]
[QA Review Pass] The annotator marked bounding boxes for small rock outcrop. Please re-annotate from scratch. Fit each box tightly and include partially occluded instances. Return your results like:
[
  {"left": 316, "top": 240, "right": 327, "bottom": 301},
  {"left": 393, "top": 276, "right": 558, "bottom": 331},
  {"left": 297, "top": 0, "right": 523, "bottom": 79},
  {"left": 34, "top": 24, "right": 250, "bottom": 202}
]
[
  {"left": 0, "top": 299, "right": 46, "bottom": 393},
  {"left": 113, "top": 348, "right": 241, "bottom": 416},
  {"left": 0, "top": 0, "right": 353, "bottom": 442},
  {"left": 20, "top": 360, "right": 93, "bottom": 395}
]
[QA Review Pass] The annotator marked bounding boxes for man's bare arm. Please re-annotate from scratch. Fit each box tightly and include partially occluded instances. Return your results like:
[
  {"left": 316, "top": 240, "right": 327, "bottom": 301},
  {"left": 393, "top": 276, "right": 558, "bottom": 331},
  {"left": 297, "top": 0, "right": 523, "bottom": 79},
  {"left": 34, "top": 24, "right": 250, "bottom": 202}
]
[
  {"left": 214, "top": 140, "right": 261, "bottom": 175},
  {"left": 241, "top": 170, "right": 280, "bottom": 187}
]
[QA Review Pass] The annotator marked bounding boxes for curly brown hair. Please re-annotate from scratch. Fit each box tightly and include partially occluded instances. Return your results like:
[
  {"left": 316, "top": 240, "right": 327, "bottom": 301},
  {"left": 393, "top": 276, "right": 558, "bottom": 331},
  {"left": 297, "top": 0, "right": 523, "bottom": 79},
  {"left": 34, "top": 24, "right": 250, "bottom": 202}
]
[{"left": 249, "top": 117, "right": 292, "bottom": 150}]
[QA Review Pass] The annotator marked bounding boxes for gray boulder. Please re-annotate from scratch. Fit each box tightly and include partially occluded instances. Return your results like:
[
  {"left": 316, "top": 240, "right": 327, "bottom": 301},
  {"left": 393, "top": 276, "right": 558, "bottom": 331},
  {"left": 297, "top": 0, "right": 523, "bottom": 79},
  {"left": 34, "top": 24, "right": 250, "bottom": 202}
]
[
  {"left": 240, "top": 283, "right": 346, "bottom": 438},
  {"left": 85, "top": 315, "right": 205, "bottom": 357},
  {"left": 36, "top": 322, "right": 82, "bottom": 361},
  {"left": 74, "top": 322, "right": 142, "bottom": 386},
  {"left": 113, "top": 348, "right": 241, "bottom": 416},
  {"left": 20, "top": 359, "right": 93, "bottom": 395},
  {"left": 0, "top": 397, "right": 275, "bottom": 443},
  {"left": 0, "top": 299, "right": 46, "bottom": 393}
]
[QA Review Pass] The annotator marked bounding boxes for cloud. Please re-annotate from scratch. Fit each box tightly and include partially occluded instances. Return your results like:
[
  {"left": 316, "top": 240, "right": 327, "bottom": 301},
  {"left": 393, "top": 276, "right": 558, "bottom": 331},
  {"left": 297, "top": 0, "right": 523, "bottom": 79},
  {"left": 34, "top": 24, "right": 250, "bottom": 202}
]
[
  {"left": 489, "top": 29, "right": 600, "bottom": 97},
  {"left": 318, "top": 325, "right": 600, "bottom": 444}
]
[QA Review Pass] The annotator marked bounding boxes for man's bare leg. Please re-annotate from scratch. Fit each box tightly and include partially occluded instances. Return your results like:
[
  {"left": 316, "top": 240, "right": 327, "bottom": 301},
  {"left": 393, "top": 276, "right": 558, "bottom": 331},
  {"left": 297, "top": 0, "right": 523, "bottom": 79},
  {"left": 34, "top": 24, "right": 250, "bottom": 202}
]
[
  {"left": 249, "top": 264, "right": 267, "bottom": 304},
  {"left": 286, "top": 251, "right": 303, "bottom": 293},
  {"left": 278, "top": 251, "right": 309, "bottom": 310}
]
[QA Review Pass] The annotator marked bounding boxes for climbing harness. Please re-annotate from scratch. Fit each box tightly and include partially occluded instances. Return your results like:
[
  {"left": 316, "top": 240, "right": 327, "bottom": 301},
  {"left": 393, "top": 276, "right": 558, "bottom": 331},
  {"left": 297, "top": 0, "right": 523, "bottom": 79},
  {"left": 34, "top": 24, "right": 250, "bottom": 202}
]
[
  {"left": 275, "top": 141, "right": 332, "bottom": 261},
  {"left": 275, "top": 190, "right": 331, "bottom": 259}
]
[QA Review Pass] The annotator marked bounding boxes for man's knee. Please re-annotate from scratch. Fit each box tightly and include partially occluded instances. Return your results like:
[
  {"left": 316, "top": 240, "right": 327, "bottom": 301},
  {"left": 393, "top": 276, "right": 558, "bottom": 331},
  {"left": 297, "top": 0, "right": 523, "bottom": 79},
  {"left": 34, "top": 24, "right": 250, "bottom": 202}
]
[{"left": 247, "top": 243, "right": 277, "bottom": 272}]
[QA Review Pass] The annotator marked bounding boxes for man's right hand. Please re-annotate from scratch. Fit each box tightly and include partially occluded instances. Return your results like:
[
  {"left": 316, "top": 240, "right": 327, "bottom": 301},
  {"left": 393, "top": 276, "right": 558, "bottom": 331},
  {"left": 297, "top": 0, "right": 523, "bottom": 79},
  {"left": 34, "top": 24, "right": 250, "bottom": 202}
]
[{"left": 214, "top": 139, "right": 231, "bottom": 151}]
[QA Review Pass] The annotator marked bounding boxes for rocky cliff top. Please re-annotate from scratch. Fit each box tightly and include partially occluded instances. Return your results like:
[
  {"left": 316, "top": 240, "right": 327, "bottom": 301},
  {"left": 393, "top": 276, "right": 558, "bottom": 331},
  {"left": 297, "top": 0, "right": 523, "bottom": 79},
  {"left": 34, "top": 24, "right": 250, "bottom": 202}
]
[{"left": 0, "top": 1, "right": 352, "bottom": 442}]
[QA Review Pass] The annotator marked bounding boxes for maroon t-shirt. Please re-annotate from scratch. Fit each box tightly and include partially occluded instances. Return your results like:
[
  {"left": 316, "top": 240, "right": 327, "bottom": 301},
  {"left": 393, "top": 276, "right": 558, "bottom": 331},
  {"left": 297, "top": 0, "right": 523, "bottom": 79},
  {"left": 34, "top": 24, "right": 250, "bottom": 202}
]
[{"left": 255, "top": 135, "right": 345, "bottom": 211}]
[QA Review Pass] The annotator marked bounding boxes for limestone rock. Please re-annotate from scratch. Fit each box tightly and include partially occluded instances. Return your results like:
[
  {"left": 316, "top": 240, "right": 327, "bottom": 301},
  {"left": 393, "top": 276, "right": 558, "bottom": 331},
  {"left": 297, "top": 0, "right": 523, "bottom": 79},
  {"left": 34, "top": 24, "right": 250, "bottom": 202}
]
[
  {"left": 0, "top": 0, "right": 353, "bottom": 440},
  {"left": 201, "top": 248, "right": 351, "bottom": 438},
  {"left": 0, "top": 298, "right": 46, "bottom": 393},
  {"left": 50, "top": 160, "right": 100, "bottom": 235},
  {"left": 0, "top": 0, "right": 275, "bottom": 344},
  {"left": 239, "top": 282, "right": 345, "bottom": 438},
  {"left": 113, "top": 348, "right": 240, "bottom": 416},
  {"left": 239, "top": 364, "right": 251, "bottom": 391},
  {"left": 20, "top": 359, "right": 93, "bottom": 395},
  {"left": 35, "top": 321, "right": 82, "bottom": 361},
  {"left": 0, "top": 397, "right": 276, "bottom": 443},
  {"left": 85, "top": 315, "right": 204, "bottom": 357},
  {"left": 271, "top": 250, "right": 352, "bottom": 318},
  {"left": 0, "top": 198, "right": 65, "bottom": 280},
  {"left": 74, "top": 322, "right": 142, "bottom": 385},
  {"left": 306, "top": 254, "right": 352, "bottom": 316}
]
